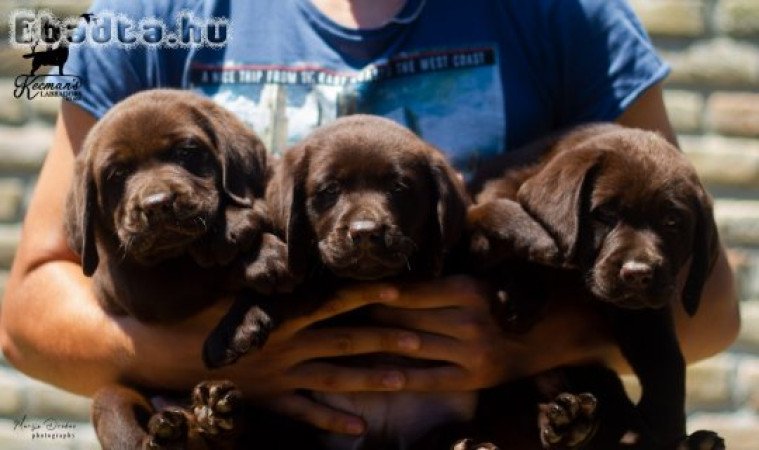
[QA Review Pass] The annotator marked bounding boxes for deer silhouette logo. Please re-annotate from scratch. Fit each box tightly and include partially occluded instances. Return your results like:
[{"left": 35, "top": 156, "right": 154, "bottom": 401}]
[{"left": 22, "top": 14, "right": 95, "bottom": 76}]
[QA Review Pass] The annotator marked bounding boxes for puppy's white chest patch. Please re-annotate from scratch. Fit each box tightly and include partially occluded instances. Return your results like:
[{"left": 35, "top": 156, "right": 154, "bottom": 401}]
[{"left": 313, "top": 392, "right": 477, "bottom": 450}]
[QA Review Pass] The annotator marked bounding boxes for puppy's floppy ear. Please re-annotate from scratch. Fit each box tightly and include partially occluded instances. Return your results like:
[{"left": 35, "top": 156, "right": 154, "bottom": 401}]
[
  {"left": 65, "top": 152, "right": 99, "bottom": 276},
  {"left": 517, "top": 147, "right": 604, "bottom": 264},
  {"left": 267, "top": 144, "right": 313, "bottom": 278},
  {"left": 202, "top": 105, "right": 269, "bottom": 207},
  {"left": 426, "top": 149, "right": 470, "bottom": 275},
  {"left": 682, "top": 188, "right": 719, "bottom": 316}
]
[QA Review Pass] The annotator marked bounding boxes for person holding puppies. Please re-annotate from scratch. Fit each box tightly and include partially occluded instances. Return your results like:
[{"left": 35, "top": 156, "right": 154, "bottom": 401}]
[{"left": 1, "top": 0, "right": 739, "bottom": 442}]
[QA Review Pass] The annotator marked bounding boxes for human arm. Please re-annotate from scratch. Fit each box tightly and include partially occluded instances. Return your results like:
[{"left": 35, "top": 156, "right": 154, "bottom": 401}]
[
  {"left": 365, "top": 82, "right": 739, "bottom": 391},
  {"left": 0, "top": 102, "right": 449, "bottom": 435}
]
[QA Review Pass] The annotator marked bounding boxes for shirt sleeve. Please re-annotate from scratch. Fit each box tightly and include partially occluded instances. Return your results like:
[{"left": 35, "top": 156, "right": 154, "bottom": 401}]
[
  {"left": 546, "top": 0, "right": 670, "bottom": 126},
  {"left": 62, "top": 0, "right": 179, "bottom": 118}
]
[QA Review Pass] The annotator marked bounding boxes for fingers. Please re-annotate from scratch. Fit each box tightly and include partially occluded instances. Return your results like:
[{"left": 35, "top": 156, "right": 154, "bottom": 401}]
[
  {"left": 269, "top": 394, "right": 365, "bottom": 435},
  {"left": 289, "top": 326, "right": 466, "bottom": 364},
  {"left": 401, "top": 366, "right": 471, "bottom": 391},
  {"left": 284, "top": 283, "right": 399, "bottom": 333},
  {"left": 281, "top": 275, "right": 489, "bottom": 334},
  {"left": 286, "top": 361, "right": 475, "bottom": 393},
  {"left": 371, "top": 305, "right": 491, "bottom": 340},
  {"left": 287, "top": 362, "right": 408, "bottom": 392},
  {"left": 392, "top": 275, "right": 490, "bottom": 311}
]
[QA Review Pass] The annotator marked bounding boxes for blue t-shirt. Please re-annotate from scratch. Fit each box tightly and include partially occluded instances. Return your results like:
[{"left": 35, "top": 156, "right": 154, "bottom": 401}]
[{"left": 64, "top": 0, "right": 668, "bottom": 177}]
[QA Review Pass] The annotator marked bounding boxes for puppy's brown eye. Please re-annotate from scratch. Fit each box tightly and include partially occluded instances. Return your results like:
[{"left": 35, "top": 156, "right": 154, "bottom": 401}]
[
  {"left": 171, "top": 144, "right": 210, "bottom": 175},
  {"left": 662, "top": 212, "right": 682, "bottom": 229},
  {"left": 393, "top": 180, "right": 409, "bottom": 193},
  {"left": 106, "top": 165, "right": 128, "bottom": 182},
  {"left": 317, "top": 181, "right": 340, "bottom": 197},
  {"left": 592, "top": 205, "right": 618, "bottom": 226}
]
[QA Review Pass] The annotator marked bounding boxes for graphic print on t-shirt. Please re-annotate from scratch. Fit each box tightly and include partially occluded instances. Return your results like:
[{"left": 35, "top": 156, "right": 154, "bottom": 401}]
[{"left": 189, "top": 46, "right": 505, "bottom": 178}]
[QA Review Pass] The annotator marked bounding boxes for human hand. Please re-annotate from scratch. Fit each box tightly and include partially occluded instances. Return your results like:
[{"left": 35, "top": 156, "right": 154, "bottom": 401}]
[
  {"left": 123, "top": 275, "right": 613, "bottom": 437},
  {"left": 369, "top": 274, "right": 617, "bottom": 391},
  {"left": 122, "top": 284, "right": 429, "bottom": 436}
]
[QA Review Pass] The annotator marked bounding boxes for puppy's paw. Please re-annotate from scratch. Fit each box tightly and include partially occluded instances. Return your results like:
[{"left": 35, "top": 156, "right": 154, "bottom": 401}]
[
  {"left": 467, "top": 200, "right": 559, "bottom": 268},
  {"left": 452, "top": 438, "right": 500, "bottom": 450},
  {"left": 676, "top": 430, "right": 725, "bottom": 450},
  {"left": 143, "top": 408, "right": 189, "bottom": 450},
  {"left": 192, "top": 380, "right": 242, "bottom": 437},
  {"left": 539, "top": 392, "right": 598, "bottom": 449},
  {"left": 224, "top": 204, "right": 265, "bottom": 251},
  {"left": 190, "top": 206, "right": 264, "bottom": 268},
  {"left": 243, "top": 233, "right": 299, "bottom": 294},
  {"left": 203, "top": 305, "right": 274, "bottom": 368}
]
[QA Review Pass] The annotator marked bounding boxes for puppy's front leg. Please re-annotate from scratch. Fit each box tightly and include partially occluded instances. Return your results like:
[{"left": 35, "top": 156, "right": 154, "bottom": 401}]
[
  {"left": 468, "top": 199, "right": 559, "bottom": 268},
  {"left": 608, "top": 307, "right": 686, "bottom": 448},
  {"left": 92, "top": 385, "right": 203, "bottom": 450},
  {"left": 92, "top": 385, "right": 155, "bottom": 450},
  {"left": 241, "top": 232, "right": 300, "bottom": 295},
  {"left": 202, "top": 294, "right": 275, "bottom": 368},
  {"left": 190, "top": 200, "right": 268, "bottom": 268}
]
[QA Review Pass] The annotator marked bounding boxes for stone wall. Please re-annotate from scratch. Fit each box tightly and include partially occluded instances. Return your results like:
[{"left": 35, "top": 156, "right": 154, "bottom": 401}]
[
  {"left": 628, "top": 2, "right": 759, "bottom": 448},
  {"left": 0, "top": 0, "right": 757, "bottom": 448}
]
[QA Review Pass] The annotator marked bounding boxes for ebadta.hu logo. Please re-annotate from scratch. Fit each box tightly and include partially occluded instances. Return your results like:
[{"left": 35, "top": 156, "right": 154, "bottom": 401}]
[{"left": 8, "top": 9, "right": 230, "bottom": 100}]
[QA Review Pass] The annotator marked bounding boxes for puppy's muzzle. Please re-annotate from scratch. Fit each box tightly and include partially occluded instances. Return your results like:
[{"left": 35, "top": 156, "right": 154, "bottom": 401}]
[
  {"left": 619, "top": 260, "right": 653, "bottom": 290},
  {"left": 141, "top": 191, "right": 175, "bottom": 225},
  {"left": 348, "top": 220, "right": 386, "bottom": 251}
]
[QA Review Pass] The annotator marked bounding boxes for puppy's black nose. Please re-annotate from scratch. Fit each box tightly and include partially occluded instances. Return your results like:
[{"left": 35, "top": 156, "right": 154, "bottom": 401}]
[
  {"left": 141, "top": 192, "right": 174, "bottom": 222},
  {"left": 349, "top": 220, "right": 384, "bottom": 248},
  {"left": 620, "top": 261, "right": 653, "bottom": 289}
]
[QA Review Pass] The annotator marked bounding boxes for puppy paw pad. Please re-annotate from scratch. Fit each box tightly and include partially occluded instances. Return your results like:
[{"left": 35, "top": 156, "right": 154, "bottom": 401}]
[
  {"left": 145, "top": 408, "right": 188, "bottom": 448},
  {"left": 539, "top": 392, "right": 598, "bottom": 448},
  {"left": 192, "top": 380, "right": 242, "bottom": 436}
]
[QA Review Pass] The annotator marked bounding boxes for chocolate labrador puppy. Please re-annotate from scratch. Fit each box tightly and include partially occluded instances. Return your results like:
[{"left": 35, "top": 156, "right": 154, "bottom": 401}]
[
  {"left": 201, "top": 117, "right": 657, "bottom": 450},
  {"left": 201, "top": 114, "right": 478, "bottom": 449},
  {"left": 467, "top": 123, "right": 724, "bottom": 449},
  {"left": 65, "top": 89, "right": 280, "bottom": 449}
]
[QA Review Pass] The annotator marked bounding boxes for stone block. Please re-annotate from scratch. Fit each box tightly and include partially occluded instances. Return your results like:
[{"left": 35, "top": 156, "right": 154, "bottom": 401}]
[
  {"left": 717, "top": 0, "right": 759, "bottom": 36},
  {"left": 707, "top": 92, "right": 759, "bottom": 137},
  {"left": 0, "top": 125, "right": 53, "bottom": 172},
  {"left": 0, "top": 225, "right": 20, "bottom": 270},
  {"left": 680, "top": 135, "right": 759, "bottom": 190},
  {"left": 0, "top": 178, "right": 25, "bottom": 222},
  {"left": 0, "top": 367, "right": 25, "bottom": 416},
  {"left": 736, "top": 358, "right": 759, "bottom": 413},
  {"left": 621, "top": 355, "right": 734, "bottom": 412},
  {"left": 0, "top": 46, "right": 34, "bottom": 80},
  {"left": 662, "top": 38, "right": 759, "bottom": 87},
  {"left": 664, "top": 89, "right": 703, "bottom": 132},
  {"left": 29, "top": 96, "right": 60, "bottom": 123},
  {"left": 712, "top": 200, "right": 759, "bottom": 247},
  {"left": 739, "top": 252, "right": 759, "bottom": 301},
  {"left": 734, "top": 300, "right": 759, "bottom": 353},
  {"left": 0, "top": 270, "right": 8, "bottom": 302},
  {"left": 0, "top": 80, "right": 29, "bottom": 126},
  {"left": 629, "top": 0, "right": 706, "bottom": 37},
  {"left": 726, "top": 248, "right": 754, "bottom": 301},
  {"left": 23, "top": 379, "right": 92, "bottom": 422},
  {"left": 685, "top": 355, "right": 735, "bottom": 411}
]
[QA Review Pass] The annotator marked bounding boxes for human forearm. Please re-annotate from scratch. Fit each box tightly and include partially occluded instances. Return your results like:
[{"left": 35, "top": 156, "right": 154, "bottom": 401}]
[
  {"left": 0, "top": 261, "right": 131, "bottom": 395},
  {"left": 674, "top": 246, "right": 739, "bottom": 363}
]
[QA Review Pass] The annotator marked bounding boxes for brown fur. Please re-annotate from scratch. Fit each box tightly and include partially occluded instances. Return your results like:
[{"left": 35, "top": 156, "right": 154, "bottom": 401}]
[
  {"left": 468, "top": 123, "right": 722, "bottom": 449},
  {"left": 66, "top": 89, "right": 279, "bottom": 450}
]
